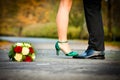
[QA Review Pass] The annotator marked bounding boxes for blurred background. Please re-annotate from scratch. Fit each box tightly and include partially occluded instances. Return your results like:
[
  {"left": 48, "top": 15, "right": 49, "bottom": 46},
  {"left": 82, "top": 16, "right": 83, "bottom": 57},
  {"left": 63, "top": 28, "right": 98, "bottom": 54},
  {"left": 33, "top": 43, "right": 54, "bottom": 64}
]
[{"left": 0, "top": 0, "right": 120, "bottom": 41}]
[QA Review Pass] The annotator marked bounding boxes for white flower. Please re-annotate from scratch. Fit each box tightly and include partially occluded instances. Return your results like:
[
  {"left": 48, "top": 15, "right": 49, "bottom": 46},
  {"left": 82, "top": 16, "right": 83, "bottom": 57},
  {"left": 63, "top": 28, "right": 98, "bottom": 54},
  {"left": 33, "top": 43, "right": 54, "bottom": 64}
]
[
  {"left": 15, "top": 43, "right": 23, "bottom": 46},
  {"left": 24, "top": 43, "right": 31, "bottom": 47},
  {"left": 31, "top": 53, "right": 35, "bottom": 60},
  {"left": 22, "top": 47, "right": 29, "bottom": 55},
  {"left": 14, "top": 53, "right": 22, "bottom": 62}
]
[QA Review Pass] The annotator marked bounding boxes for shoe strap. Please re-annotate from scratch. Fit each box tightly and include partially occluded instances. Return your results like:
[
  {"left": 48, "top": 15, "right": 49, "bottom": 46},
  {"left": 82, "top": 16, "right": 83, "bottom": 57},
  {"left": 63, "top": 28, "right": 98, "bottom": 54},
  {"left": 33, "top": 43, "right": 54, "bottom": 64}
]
[{"left": 58, "top": 41, "right": 68, "bottom": 43}]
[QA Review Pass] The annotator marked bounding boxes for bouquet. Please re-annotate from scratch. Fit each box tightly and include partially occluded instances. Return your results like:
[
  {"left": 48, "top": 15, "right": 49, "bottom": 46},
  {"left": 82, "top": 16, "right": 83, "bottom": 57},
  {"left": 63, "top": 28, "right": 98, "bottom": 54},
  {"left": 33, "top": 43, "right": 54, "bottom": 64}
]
[{"left": 9, "top": 42, "right": 36, "bottom": 62}]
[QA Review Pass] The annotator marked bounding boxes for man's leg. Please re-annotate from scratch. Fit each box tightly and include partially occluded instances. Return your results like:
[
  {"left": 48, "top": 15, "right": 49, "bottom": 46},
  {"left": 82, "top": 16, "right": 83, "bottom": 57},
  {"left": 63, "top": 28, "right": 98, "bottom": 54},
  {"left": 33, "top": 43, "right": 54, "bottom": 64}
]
[
  {"left": 73, "top": 0, "right": 105, "bottom": 59},
  {"left": 83, "top": 0, "right": 105, "bottom": 51}
]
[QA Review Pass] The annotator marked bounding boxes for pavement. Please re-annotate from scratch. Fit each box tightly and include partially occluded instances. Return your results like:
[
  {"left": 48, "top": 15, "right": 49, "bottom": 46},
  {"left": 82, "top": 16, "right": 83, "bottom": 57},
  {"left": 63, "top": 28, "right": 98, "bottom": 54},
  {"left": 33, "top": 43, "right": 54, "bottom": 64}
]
[{"left": 0, "top": 37, "right": 120, "bottom": 80}]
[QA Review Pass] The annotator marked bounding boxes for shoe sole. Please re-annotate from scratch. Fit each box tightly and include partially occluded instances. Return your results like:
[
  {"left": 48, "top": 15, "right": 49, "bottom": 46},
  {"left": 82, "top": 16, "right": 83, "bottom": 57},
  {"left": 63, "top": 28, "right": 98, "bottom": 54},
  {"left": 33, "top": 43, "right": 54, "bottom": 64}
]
[
  {"left": 73, "top": 55, "right": 105, "bottom": 59},
  {"left": 87, "top": 55, "right": 105, "bottom": 59}
]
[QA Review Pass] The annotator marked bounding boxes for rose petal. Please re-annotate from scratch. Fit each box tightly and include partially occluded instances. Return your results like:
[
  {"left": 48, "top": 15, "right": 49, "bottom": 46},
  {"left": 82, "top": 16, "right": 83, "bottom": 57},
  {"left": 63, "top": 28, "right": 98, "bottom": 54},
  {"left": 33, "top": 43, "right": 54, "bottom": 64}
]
[
  {"left": 15, "top": 43, "right": 23, "bottom": 46},
  {"left": 22, "top": 47, "right": 29, "bottom": 55},
  {"left": 14, "top": 53, "right": 22, "bottom": 62}
]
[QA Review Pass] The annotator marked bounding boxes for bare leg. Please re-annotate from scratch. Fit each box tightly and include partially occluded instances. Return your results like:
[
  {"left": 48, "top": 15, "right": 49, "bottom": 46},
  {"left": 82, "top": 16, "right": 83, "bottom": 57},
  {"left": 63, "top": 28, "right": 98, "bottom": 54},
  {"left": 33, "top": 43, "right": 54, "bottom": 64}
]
[
  {"left": 56, "top": 0, "right": 72, "bottom": 53},
  {"left": 56, "top": 0, "right": 72, "bottom": 41}
]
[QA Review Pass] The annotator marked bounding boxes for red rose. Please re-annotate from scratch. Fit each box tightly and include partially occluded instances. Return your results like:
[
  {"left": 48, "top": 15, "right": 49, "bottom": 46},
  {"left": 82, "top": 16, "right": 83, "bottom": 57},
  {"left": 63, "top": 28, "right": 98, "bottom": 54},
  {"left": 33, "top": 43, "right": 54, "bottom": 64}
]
[
  {"left": 14, "top": 46, "right": 22, "bottom": 53},
  {"left": 29, "top": 47, "right": 34, "bottom": 53},
  {"left": 24, "top": 56, "right": 32, "bottom": 62}
]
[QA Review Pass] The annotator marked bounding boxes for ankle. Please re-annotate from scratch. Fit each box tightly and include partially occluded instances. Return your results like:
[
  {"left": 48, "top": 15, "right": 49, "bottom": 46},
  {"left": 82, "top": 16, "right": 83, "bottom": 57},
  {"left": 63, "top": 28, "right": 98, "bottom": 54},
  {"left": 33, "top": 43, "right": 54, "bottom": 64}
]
[
  {"left": 58, "top": 41, "right": 68, "bottom": 46},
  {"left": 58, "top": 40, "right": 68, "bottom": 43},
  {"left": 57, "top": 41, "right": 71, "bottom": 53}
]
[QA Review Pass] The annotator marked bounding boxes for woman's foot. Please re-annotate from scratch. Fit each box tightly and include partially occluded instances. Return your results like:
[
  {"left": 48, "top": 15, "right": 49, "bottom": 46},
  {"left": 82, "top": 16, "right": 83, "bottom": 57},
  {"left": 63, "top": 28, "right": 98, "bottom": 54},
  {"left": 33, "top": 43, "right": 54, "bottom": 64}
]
[
  {"left": 58, "top": 42, "right": 71, "bottom": 54},
  {"left": 55, "top": 41, "right": 78, "bottom": 56}
]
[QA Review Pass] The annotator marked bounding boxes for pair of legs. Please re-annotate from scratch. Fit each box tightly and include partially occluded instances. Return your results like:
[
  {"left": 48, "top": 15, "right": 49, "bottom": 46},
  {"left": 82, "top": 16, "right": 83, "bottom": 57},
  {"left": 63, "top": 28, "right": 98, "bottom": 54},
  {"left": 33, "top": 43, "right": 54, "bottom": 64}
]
[{"left": 56, "top": 0, "right": 104, "bottom": 55}]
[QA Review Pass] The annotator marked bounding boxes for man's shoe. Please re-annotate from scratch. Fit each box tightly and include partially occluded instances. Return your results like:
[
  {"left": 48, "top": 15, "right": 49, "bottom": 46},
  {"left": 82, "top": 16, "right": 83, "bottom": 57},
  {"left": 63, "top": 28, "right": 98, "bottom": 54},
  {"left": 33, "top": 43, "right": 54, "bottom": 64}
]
[{"left": 73, "top": 49, "right": 105, "bottom": 59}]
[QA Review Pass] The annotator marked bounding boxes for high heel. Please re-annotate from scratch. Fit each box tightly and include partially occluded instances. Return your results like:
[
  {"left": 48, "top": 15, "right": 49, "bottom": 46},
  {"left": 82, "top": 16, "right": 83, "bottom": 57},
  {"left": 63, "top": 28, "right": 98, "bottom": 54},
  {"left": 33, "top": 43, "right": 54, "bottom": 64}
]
[{"left": 55, "top": 41, "right": 78, "bottom": 56}]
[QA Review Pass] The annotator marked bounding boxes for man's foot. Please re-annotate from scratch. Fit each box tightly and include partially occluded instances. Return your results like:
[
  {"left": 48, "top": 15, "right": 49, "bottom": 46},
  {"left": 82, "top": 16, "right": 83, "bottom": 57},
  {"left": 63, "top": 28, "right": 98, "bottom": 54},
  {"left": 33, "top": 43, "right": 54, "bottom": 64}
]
[{"left": 73, "top": 49, "right": 105, "bottom": 59}]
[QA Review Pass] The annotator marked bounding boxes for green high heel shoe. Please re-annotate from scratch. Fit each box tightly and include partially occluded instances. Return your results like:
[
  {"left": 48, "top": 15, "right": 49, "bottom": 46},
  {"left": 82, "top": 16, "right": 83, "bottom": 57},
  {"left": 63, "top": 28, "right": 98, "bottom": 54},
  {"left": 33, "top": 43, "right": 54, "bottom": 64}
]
[{"left": 55, "top": 41, "right": 78, "bottom": 56}]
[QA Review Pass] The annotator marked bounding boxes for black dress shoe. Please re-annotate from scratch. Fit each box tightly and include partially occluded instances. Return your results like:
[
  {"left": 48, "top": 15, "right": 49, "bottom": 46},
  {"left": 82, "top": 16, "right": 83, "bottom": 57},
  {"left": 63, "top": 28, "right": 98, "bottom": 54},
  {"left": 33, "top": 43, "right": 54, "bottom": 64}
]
[{"left": 73, "top": 49, "right": 105, "bottom": 59}]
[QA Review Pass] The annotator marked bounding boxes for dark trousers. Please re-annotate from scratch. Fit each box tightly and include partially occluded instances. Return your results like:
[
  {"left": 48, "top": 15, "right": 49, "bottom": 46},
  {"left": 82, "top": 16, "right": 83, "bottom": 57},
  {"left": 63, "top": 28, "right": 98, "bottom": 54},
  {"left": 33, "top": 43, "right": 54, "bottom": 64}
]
[{"left": 83, "top": 0, "right": 105, "bottom": 51}]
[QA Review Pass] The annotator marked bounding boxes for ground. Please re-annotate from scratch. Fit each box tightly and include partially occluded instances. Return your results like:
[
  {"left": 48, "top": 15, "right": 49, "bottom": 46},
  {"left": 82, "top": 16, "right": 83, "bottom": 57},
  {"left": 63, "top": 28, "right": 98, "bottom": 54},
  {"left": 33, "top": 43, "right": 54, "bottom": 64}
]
[{"left": 0, "top": 37, "right": 120, "bottom": 80}]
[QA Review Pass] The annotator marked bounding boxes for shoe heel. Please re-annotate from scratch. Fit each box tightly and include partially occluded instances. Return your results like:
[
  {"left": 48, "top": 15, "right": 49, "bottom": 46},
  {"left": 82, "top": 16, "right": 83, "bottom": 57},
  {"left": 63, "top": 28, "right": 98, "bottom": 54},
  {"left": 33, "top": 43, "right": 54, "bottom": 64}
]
[
  {"left": 56, "top": 49, "right": 60, "bottom": 56},
  {"left": 55, "top": 41, "right": 60, "bottom": 56}
]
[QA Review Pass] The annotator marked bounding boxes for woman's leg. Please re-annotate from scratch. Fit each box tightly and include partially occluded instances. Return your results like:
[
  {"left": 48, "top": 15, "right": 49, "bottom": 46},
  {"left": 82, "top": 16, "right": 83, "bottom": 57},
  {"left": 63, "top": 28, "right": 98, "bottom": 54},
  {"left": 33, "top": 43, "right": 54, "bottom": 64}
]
[
  {"left": 56, "top": 0, "right": 72, "bottom": 41},
  {"left": 56, "top": 0, "right": 72, "bottom": 53}
]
